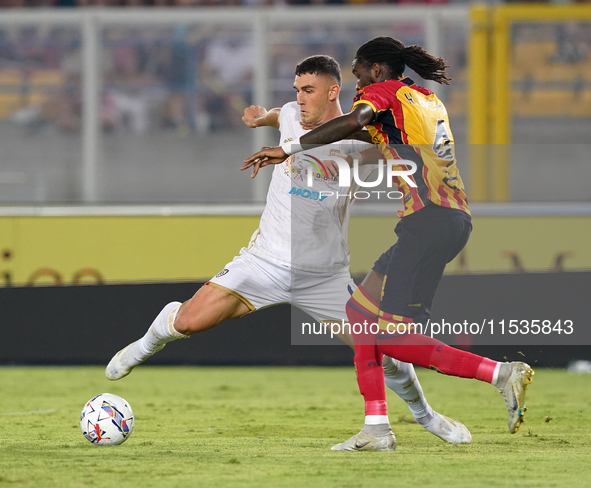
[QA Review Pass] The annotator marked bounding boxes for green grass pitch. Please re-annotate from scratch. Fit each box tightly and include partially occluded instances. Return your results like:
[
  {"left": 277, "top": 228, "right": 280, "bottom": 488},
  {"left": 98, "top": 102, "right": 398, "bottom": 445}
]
[{"left": 1, "top": 366, "right": 591, "bottom": 488}]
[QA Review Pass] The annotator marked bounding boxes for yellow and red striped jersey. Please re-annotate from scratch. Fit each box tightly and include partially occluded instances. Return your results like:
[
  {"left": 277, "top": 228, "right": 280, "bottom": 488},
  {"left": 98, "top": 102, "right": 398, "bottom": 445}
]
[{"left": 352, "top": 77, "right": 470, "bottom": 217}]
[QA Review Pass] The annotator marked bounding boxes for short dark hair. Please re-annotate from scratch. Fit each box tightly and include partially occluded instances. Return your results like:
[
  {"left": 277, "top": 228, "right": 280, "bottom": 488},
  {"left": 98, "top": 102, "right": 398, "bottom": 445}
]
[{"left": 295, "top": 55, "right": 342, "bottom": 87}]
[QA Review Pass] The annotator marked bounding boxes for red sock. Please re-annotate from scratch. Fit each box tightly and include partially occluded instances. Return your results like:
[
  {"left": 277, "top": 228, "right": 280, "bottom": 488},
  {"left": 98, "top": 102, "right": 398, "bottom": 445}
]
[
  {"left": 353, "top": 343, "right": 387, "bottom": 416},
  {"left": 376, "top": 334, "right": 498, "bottom": 383},
  {"left": 347, "top": 289, "right": 387, "bottom": 417}
]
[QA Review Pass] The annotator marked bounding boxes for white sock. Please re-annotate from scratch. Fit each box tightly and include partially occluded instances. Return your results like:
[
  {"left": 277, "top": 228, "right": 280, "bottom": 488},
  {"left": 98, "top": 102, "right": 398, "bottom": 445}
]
[
  {"left": 383, "top": 356, "right": 431, "bottom": 421},
  {"left": 363, "top": 416, "right": 392, "bottom": 436},
  {"left": 364, "top": 415, "right": 390, "bottom": 425},
  {"left": 491, "top": 362, "right": 506, "bottom": 388},
  {"left": 135, "top": 301, "right": 187, "bottom": 361}
]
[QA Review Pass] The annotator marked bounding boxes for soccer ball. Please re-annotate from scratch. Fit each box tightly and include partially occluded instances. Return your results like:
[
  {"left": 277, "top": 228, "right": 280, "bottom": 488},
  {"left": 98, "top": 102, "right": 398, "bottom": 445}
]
[{"left": 80, "top": 393, "right": 134, "bottom": 445}]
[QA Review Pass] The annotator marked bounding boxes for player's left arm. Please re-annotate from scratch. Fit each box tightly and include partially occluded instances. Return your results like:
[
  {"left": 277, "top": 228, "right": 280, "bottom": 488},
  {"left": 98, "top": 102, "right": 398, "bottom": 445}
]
[{"left": 242, "top": 104, "right": 375, "bottom": 178}]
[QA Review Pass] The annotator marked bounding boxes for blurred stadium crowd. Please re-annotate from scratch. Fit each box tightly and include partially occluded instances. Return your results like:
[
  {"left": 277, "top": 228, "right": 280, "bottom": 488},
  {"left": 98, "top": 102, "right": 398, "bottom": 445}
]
[
  {"left": 1, "top": 0, "right": 590, "bottom": 7},
  {"left": 1, "top": 14, "right": 455, "bottom": 136},
  {"left": 0, "top": 0, "right": 459, "bottom": 8},
  {"left": 1, "top": 17, "right": 589, "bottom": 136},
  {"left": 0, "top": 0, "right": 589, "bottom": 205}
]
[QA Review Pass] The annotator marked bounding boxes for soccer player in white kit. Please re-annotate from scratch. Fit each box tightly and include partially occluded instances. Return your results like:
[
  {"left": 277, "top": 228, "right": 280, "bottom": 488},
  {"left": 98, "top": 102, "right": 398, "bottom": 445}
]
[{"left": 106, "top": 55, "right": 471, "bottom": 448}]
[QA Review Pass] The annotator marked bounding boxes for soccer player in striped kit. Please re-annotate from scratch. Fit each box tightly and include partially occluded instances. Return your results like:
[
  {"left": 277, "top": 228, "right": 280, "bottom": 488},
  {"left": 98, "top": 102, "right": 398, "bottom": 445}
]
[{"left": 244, "top": 38, "right": 534, "bottom": 451}]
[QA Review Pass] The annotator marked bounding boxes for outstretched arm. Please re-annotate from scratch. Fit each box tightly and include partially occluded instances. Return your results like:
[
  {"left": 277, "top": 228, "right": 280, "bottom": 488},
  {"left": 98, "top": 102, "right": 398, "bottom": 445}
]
[
  {"left": 347, "top": 128, "right": 373, "bottom": 144},
  {"left": 242, "top": 105, "right": 281, "bottom": 129},
  {"left": 299, "top": 104, "right": 374, "bottom": 146},
  {"left": 242, "top": 104, "right": 374, "bottom": 178}
]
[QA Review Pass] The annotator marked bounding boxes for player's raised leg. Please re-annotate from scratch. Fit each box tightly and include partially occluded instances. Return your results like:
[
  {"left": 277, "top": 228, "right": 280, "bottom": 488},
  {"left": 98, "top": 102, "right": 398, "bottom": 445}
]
[
  {"left": 355, "top": 273, "right": 533, "bottom": 434},
  {"left": 380, "top": 341, "right": 534, "bottom": 433},
  {"left": 106, "top": 283, "right": 250, "bottom": 380}
]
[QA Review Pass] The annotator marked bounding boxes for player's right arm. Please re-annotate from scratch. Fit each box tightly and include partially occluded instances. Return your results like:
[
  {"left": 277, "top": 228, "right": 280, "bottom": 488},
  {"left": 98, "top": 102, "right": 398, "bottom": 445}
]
[
  {"left": 242, "top": 104, "right": 374, "bottom": 178},
  {"left": 347, "top": 129, "right": 373, "bottom": 144},
  {"left": 299, "top": 104, "right": 374, "bottom": 146},
  {"left": 242, "top": 105, "right": 281, "bottom": 129}
]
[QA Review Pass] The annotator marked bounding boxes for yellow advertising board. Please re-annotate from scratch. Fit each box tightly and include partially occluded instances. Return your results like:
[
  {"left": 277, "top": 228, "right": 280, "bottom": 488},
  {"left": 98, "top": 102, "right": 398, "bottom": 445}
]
[{"left": 0, "top": 207, "right": 589, "bottom": 286}]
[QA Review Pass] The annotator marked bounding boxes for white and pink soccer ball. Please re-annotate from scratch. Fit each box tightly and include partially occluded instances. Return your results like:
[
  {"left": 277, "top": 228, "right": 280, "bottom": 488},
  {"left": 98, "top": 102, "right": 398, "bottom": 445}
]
[{"left": 80, "top": 393, "right": 134, "bottom": 445}]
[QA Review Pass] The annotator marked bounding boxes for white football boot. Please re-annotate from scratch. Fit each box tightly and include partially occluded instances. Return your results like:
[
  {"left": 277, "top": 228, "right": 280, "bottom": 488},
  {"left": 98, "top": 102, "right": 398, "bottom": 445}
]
[
  {"left": 331, "top": 430, "right": 396, "bottom": 451},
  {"left": 422, "top": 411, "right": 472, "bottom": 443},
  {"left": 105, "top": 340, "right": 164, "bottom": 381},
  {"left": 498, "top": 361, "right": 535, "bottom": 433}
]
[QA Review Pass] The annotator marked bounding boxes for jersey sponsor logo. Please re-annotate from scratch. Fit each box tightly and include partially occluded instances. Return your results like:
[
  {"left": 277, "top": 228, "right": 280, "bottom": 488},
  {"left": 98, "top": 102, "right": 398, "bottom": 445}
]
[
  {"left": 215, "top": 269, "right": 229, "bottom": 278},
  {"left": 289, "top": 187, "right": 329, "bottom": 202},
  {"left": 286, "top": 153, "right": 338, "bottom": 184},
  {"left": 309, "top": 171, "right": 336, "bottom": 182},
  {"left": 300, "top": 153, "right": 336, "bottom": 182}
]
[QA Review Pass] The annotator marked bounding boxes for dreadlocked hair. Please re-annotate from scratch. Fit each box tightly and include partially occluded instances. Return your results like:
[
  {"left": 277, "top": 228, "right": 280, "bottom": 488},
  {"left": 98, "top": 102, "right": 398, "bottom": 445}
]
[{"left": 355, "top": 37, "right": 452, "bottom": 86}]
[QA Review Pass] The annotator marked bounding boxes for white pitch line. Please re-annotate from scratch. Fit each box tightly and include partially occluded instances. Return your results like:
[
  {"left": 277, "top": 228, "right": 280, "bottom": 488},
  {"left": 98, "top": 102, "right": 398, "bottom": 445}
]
[{"left": 0, "top": 409, "right": 56, "bottom": 416}]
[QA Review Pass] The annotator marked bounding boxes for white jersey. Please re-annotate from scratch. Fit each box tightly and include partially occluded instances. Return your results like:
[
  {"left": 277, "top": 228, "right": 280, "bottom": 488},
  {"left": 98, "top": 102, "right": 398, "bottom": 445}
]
[{"left": 247, "top": 101, "right": 373, "bottom": 272}]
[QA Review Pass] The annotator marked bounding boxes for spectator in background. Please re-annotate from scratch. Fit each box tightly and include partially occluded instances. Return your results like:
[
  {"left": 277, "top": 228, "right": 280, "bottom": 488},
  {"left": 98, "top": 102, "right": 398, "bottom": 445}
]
[
  {"left": 549, "top": 23, "right": 589, "bottom": 64},
  {"left": 200, "top": 32, "right": 253, "bottom": 131},
  {"left": 547, "top": 0, "right": 591, "bottom": 65},
  {"left": 162, "top": 23, "right": 200, "bottom": 134}
]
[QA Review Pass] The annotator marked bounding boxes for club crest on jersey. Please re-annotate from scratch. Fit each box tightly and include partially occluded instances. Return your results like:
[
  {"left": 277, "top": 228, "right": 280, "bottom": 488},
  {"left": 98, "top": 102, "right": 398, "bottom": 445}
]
[{"left": 284, "top": 156, "right": 305, "bottom": 181}]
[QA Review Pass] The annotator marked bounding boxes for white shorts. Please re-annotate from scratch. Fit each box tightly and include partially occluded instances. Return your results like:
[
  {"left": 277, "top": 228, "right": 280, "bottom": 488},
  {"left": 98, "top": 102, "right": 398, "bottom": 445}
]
[{"left": 208, "top": 248, "right": 356, "bottom": 323}]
